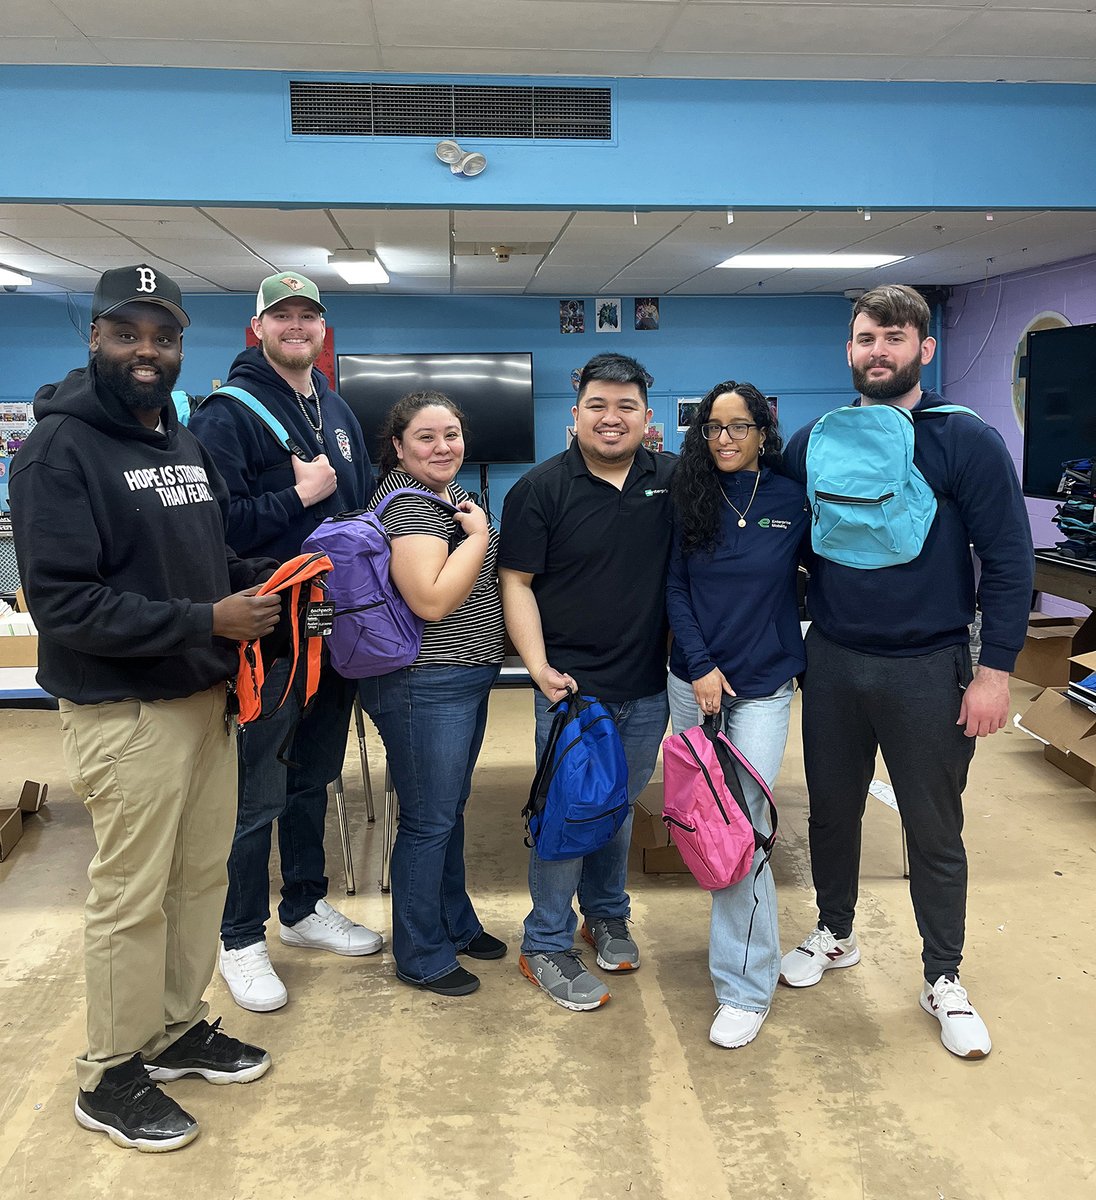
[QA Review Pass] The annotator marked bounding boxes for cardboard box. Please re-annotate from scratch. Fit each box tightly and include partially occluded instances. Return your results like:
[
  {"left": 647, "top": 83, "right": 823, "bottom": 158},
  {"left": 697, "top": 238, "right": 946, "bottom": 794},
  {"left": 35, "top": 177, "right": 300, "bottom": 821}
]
[
  {"left": 629, "top": 779, "right": 690, "bottom": 874},
  {"left": 0, "top": 780, "right": 48, "bottom": 862},
  {"left": 1011, "top": 613, "right": 1096, "bottom": 688},
  {"left": 0, "top": 607, "right": 37, "bottom": 667},
  {"left": 1019, "top": 652, "right": 1096, "bottom": 792}
]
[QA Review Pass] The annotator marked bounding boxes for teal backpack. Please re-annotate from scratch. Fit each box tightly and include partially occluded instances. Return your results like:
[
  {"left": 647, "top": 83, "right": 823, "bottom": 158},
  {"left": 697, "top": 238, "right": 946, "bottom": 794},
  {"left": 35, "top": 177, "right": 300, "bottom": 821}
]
[{"left": 805, "top": 403, "right": 980, "bottom": 569}]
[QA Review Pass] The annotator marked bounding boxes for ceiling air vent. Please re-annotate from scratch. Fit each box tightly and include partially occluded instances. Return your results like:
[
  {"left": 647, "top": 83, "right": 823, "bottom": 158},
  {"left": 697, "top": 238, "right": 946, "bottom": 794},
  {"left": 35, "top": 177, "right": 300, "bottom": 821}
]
[{"left": 289, "top": 81, "right": 612, "bottom": 140}]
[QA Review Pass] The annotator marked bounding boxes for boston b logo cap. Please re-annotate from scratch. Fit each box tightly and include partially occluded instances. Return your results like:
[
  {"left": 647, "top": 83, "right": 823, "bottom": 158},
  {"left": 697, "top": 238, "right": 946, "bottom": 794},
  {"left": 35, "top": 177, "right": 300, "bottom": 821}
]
[{"left": 92, "top": 265, "right": 190, "bottom": 328}]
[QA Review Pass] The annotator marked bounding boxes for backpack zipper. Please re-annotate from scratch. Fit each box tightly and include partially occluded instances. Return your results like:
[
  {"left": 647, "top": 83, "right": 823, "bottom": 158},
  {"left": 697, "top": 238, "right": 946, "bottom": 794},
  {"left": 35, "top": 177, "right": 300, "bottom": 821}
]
[
  {"left": 663, "top": 813, "right": 697, "bottom": 833},
  {"left": 566, "top": 802, "right": 627, "bottom": 824},
  {"left": 683, "top": 736, "right": 732, "bottom": 825},
  {"left": 814, "top": 489, "right": 895, "bottom": 505}
]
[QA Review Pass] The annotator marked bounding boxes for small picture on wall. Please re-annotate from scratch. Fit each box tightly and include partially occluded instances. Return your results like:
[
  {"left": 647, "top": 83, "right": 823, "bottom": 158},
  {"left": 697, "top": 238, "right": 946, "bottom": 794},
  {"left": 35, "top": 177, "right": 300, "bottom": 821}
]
[
  {"left": 560, "top": 300, "right": 585, "bottom": 335},
  {"left": 595, "top": 298, "right": 622, "bottom": 333},
  {"left": 570, "top": 367, "right": 583, "bottom": 392},
  {"left": 642, "top": 422, "right": 665, "bottom": 453},
  {"left": 677, "top": 398, "right": 701, "bottom": 432},
  {"left": 767, "top": 396, "right": 779, "bottom": 420},
  {"left": 635, "top": 298, "right": 660, "bottom": 331}
]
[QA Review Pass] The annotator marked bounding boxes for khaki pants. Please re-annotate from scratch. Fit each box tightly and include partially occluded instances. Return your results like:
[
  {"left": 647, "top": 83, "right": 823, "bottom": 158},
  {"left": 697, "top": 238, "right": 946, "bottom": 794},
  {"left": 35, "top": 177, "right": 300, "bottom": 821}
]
[{"left": 59, "top": 686, "right": 236, "bottom": 1091}]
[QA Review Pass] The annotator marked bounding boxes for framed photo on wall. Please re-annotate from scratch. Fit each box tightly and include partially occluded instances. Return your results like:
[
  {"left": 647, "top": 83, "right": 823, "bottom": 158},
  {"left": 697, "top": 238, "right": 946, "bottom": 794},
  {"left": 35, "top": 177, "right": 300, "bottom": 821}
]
[
  {"left": 595, "top": 298, "right": 621, "bottom": 333},
  {"left": 676, "top": 397, "right": 701, "bottom": 432}
]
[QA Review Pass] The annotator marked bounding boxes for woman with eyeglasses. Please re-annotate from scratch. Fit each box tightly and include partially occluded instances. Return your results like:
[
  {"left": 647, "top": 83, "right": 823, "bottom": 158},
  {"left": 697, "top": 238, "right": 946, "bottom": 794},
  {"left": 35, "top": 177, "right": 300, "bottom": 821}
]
[{"left": 666, "top": 379, "right": 809, "bottom": 1049}]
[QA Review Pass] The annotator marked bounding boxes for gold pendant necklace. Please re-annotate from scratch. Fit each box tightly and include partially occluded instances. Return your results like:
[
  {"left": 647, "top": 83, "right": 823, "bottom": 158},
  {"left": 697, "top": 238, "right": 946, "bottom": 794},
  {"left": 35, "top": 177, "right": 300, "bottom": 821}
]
[{"left": 719, "top": 469, "right": 761, "bottom": 528}]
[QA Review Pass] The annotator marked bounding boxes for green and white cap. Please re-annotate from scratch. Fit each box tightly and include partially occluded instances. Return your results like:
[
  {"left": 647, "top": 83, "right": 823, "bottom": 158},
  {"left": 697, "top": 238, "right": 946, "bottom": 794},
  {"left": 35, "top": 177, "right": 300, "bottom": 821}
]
[{"left": 255, "top": 271, "right": 326, "bottom": 318}]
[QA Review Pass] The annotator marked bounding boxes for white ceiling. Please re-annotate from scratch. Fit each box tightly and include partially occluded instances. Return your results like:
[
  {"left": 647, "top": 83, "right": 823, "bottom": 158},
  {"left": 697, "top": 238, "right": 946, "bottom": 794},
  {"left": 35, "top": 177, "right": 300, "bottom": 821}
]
[
  {"left": 3, "top": 1, "right": 1095, "bottom": 299},
  {"left": 5, "top": 0, "right": 1096, "bottom": 84}
]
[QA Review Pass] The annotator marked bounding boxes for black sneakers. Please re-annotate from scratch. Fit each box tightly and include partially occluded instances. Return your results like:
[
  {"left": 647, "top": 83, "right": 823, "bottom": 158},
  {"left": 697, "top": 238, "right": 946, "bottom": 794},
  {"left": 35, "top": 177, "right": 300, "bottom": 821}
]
[
  {"left": 146, "top": 1017, "right": 272, "bottom": 1084},
  {"left": 457, "top": 931, "right": 508, "bottom": 960},
  {"left": 75, "top": 1054, "right": 198, "bottom": 1153}
]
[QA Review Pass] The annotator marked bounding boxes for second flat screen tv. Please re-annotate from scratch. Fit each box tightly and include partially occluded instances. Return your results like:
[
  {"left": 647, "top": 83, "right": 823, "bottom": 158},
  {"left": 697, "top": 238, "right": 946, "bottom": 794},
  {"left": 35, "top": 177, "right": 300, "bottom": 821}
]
[
  {"left": 1023, "top": 323, "right": 1096, "bottom": 501},
  {"left": 337, "top": 352, "right": 536, "bottom": 465}
]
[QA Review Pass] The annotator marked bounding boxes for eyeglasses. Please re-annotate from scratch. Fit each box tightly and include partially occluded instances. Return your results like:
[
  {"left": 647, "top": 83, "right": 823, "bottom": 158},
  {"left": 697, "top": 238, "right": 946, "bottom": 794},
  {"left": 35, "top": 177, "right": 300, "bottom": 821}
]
[{"left": 701, "top": 421, "right": 759, "bottom": 442}]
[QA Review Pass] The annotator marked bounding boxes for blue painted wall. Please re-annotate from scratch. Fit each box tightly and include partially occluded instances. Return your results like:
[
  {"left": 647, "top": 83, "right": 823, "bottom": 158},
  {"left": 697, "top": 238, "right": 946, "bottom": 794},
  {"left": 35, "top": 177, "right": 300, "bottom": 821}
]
[
  {"left": 4, "top": 67, "right": 1096, "bottom": 209},
  {"left": 0, "top": 290, "right": 855, "bottom": 510}
]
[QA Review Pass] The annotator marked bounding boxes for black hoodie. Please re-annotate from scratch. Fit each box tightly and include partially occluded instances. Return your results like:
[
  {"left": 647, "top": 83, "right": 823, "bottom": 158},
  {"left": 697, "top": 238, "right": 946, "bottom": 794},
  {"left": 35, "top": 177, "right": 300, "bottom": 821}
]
[
  {"left": 188, "top": 346, "right": 373, "bottom": 562},
  {"left": 9, "top": 362, "right": 275, "bottom": 703}
]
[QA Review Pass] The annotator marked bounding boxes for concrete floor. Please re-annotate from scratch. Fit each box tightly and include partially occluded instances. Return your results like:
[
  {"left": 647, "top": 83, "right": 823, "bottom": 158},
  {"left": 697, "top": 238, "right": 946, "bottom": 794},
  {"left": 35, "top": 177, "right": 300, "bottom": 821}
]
[{"left": 0, "top": 680, "right": 1093, "bottom": 1200}]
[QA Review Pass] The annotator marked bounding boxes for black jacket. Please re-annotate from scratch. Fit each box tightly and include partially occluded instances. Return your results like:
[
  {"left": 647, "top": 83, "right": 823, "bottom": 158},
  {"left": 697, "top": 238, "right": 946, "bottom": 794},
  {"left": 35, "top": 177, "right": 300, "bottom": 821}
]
[{"left": 9, "top": 362, "right": 274, "bottom": 703}]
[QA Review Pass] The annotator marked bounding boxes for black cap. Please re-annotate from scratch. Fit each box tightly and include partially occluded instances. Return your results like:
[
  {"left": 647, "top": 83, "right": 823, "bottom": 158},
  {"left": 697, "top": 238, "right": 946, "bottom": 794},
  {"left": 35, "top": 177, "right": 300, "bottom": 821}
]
[{"left": 92, "top": 265, "right": 190, "bottom": 329}]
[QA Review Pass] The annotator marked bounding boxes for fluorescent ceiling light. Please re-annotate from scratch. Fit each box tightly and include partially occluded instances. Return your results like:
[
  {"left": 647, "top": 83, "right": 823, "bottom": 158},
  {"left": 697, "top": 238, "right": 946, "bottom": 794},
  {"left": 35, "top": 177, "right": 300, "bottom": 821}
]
[
  {"left": 328, "top": 250, "right": 389, "bottom": 285},
  {"left": 0, "top": 267, "right": 32, "bottom": 286},
  {"left": 716, "top": 253, "right": 906, "bottom": 270}
]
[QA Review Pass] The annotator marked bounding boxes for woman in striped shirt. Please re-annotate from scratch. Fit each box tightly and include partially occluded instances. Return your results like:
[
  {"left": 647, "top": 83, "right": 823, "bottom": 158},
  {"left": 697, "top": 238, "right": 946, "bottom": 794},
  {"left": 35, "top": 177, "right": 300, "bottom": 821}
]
[{"left": 358, "top": 391, "right": 506, "bottom": 998}]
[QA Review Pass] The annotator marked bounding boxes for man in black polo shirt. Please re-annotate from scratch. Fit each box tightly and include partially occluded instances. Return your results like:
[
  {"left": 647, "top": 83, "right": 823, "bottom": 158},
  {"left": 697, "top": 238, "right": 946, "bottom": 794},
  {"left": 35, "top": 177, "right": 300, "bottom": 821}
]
[{"left": 499, "top": 353, "right": 675, "bottom": 1011}]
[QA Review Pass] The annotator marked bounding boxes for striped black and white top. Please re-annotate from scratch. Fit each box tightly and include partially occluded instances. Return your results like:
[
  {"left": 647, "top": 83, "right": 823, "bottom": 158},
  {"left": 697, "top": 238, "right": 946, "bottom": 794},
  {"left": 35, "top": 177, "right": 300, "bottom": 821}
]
[{"left": 368, "top": 470, "right": 504, "bottom": 667}]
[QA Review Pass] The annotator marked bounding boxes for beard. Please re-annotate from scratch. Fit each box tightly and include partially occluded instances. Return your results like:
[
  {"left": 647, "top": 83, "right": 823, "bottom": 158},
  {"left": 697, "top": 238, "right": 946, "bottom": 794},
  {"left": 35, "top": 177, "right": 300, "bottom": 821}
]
[
  {"left": 261, "top": 334, "right": 321, "bottom": 374},
  {"left": 852, "top": 353, "right": 924, "bottom": 402},
  {"left": 94, "top": 352, "right": 180, "bottom": 414}
]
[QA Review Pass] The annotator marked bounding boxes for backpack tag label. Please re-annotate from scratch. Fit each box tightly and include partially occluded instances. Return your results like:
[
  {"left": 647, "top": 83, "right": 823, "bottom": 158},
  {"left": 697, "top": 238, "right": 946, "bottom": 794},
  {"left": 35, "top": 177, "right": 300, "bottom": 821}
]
[{"left": 304, "top": 601, "right": 336, "bottom": 637}]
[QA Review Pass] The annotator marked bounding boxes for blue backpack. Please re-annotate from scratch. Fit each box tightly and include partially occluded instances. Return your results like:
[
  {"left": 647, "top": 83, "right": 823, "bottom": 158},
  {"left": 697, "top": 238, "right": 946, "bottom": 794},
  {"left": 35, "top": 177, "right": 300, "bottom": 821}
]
[
  {"left": 522, "top": 691, "right": 630, "bottom": 862},
  {"left": 302, "top": 488, "right": 459, "bottom": 679},
  {"left": 805, "top": 403, "right": 980, "bottom": 569}
]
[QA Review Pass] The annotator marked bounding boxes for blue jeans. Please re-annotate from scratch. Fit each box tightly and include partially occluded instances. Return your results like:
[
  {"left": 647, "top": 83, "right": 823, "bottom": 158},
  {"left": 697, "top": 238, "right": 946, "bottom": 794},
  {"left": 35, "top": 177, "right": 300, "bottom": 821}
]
[
  {"left": 522, "top": 688, "right": 669, "bottom": 955},
  {"left": 668, "top": 672, "right": 793, "bottom": 1012},
  {"left": 358, "top": 663, "right": 500, "bottom": 983},
  {"left": 221, "top": 659, "right": 355, "bottom": 950}
]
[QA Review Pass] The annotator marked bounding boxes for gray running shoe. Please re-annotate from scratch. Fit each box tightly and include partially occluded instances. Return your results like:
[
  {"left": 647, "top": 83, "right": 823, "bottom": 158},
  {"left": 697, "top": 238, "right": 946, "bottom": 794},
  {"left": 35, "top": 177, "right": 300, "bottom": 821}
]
[
  {"left": 581, "top": 917, "right": 640, "bottom": 971},
  {"left": 519, "top": 950, "right": 611, "bottom": 1011}
]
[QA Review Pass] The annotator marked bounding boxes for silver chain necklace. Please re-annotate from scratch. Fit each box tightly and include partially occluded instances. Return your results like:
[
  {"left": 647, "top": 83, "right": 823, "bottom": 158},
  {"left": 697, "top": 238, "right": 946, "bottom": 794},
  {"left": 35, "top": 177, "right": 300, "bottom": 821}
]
[
  {"left": 719, "top": 469, "right": 761, "bottom": 528},
  {"left": 295, "top": 390, "right": 323, "bottom": 445}
]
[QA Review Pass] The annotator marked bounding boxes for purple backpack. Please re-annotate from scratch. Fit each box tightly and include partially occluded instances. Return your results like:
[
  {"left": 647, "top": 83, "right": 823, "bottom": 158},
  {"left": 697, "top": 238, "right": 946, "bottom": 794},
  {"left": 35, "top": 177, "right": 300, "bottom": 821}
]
[
  {"left": 661, "top": 717, "right": 778, "bottom": 891},
  {"left": 301, "top": 487, "right": 457, "bottom": 679}
]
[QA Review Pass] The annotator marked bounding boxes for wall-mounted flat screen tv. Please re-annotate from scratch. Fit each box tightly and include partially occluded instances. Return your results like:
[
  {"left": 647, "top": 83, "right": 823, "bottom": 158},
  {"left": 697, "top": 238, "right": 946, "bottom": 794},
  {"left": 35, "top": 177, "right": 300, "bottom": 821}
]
[
  {"left": 337, "top": 352, "right": 536, "bottom": 464},
  {"left": 1023, "top": 322, "right": 1096, "bottom": 501}
]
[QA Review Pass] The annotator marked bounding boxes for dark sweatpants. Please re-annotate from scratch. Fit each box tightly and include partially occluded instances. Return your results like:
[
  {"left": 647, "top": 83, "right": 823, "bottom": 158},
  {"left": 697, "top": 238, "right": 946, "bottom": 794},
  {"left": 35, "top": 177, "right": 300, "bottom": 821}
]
[{"left": 801, "top": 626, "right": 976, "bottom": 981}]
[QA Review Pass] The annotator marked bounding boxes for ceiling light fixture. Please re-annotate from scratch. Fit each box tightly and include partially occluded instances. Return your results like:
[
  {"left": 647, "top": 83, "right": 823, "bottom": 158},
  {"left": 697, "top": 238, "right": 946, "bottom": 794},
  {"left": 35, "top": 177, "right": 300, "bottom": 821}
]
[
  {"left": 726, "top": 210, "right": 734, "bottom": 225},
  {"left": 434, "top": 139, "right": 488, "bottom": 177},
  {"left": 327, "top": 250, "right": 390, "bottom": 285},
  {"left": 0, "top": 266, "right": 32, "bottom": 287},
  {"left": 863, "top": 209, "right": 872, "bottom": 221},
  {"left": 716, "top": 253, "right": 906, "bottom": 270}
]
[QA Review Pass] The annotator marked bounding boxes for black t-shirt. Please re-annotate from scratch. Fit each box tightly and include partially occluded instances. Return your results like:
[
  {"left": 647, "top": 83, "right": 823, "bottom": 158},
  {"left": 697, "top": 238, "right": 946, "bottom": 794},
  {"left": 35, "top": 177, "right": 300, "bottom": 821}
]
[{"left": 499, "top": 440, "right": 676, "bottom": 702}]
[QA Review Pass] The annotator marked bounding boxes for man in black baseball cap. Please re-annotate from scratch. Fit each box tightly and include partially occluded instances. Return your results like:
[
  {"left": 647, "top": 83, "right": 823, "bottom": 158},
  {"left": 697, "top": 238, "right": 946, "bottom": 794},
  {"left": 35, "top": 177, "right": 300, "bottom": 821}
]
[
  {"left": 9, "top": 265, "right": 281, "bottom": 1152},
  {"left": 92, "top": 263, "right": 191, "bottom": 328}
]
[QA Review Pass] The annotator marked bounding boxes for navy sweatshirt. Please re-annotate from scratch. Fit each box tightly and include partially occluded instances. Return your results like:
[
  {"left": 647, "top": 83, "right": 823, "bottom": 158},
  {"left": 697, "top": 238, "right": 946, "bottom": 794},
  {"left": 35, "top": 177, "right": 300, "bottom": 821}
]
[
  {"left": 9, "top": 363, "right": 275, "bottom": 703},
  {"left": 783, "top": 389, "right": 1033, "bottom": 672},
  {"left": 667, "top": 468, "right": 810, "bottom": 698},
  {"left": 189, "top": 347, "right": 373, "bottom": 562}
]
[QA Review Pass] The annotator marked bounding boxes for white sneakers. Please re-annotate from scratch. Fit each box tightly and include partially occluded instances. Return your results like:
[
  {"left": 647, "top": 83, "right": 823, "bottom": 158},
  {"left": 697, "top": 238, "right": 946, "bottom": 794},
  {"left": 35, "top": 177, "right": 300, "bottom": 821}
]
[
  {"left": 709, "top": 1005, "right": 768, "bottom": 1049},
  {"left": 218, "top": 942, "right": 288, "bottom": 1013},
  {"left": 279, "top": 898, "right": 384, "bottom": 957},
  {"left": 920, "top": 975, "right": 992, "bottom": 1059},
  {"left": 221, "top": 901, "right": 384, "bottom": 1012},
  {"left": 779, "top": 925, "right": 861, "bottom": 987}
]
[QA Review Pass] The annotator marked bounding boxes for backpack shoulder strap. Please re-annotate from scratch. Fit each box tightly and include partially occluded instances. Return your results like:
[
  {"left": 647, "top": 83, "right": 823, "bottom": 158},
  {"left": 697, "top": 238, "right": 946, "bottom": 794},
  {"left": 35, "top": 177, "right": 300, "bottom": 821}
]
[
  {"left": 372, "top": 486, "right": 460, "bottom": 519},
  {"left": 913, "top": 403, "right": 983, "bottom": 423},
  {"left": 201, "top": 386, "right": 311, "bottom": 461}
]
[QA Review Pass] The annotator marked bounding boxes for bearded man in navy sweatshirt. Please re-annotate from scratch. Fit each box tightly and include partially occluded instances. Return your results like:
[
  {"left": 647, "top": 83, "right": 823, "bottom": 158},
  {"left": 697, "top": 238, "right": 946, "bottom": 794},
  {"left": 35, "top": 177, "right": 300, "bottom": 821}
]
[
  {"left": 10, "top": 266, "right": 283, "bottom": 1151},
  {"left": 778, "top": 284, "right": 1033, "bottom": 1060}
]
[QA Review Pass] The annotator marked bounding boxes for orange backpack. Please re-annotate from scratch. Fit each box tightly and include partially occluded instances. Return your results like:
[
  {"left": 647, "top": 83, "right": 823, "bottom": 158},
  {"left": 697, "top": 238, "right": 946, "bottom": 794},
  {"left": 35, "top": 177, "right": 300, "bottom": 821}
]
[{"left": 236, "top": 552, "right": 334, "bottom": 727}]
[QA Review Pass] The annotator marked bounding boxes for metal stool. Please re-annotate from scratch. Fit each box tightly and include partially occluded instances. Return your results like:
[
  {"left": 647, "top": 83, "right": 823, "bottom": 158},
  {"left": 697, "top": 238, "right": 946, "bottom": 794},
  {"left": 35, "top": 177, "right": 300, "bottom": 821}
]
[
  {"left": 332, "top": 696, "right": 379, "bottom": 896},
  {"left": 380, "top": 765, "right": 397, "bottom": 894}
]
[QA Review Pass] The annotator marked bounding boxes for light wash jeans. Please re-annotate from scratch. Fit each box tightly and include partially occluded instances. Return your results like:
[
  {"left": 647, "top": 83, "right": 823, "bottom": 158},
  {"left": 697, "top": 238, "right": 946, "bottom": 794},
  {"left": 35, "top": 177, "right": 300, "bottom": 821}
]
[
  {"left": 667, "top": 671, "right": 794, "bottom": 1012},
  {"left": 522, "top": 688, "right": 669, "bottom": 954}
]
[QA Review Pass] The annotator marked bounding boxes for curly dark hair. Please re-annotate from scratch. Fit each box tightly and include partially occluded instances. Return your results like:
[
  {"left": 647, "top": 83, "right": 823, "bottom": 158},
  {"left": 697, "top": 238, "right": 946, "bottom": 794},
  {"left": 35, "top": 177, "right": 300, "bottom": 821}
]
[
  {"left": 670, "top": 380, "right": 783, "bottom": 556},
  {"left": 376, "top": 390, "right": 468, "bottom": 478}
]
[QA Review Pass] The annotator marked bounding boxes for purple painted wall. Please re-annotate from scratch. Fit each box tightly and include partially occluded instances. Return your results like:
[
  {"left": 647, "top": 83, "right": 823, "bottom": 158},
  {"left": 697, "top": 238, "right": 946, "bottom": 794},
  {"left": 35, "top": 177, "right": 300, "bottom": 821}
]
[{"left": 942, "top": 253, "right": 1096, "bottom": 617}]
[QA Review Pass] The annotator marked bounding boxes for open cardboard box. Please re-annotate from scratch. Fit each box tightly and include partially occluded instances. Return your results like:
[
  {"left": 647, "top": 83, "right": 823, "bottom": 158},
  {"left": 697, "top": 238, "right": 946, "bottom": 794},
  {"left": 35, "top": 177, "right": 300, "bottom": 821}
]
[
  {"left": 0, "top": 780, "right": 48, "bottom": 861},
  {"left": 1019, "top": 649, "right": 1096, "bottom": 791},
  {"left": 1011, "top": 612, "right": 1096, "bottom": 689},
  {"left": 0, "top": 587, "right": 37, "bottom": 668},
  {"left": 629, "top": 777, "right": 689, "bottom": 875}
]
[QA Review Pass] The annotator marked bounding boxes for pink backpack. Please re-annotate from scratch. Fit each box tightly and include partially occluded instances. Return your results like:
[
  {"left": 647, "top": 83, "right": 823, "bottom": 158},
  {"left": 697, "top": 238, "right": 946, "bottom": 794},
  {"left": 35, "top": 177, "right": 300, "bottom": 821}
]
[{"left": 661, "top": 718, "right": 778, "bottom": 891}]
